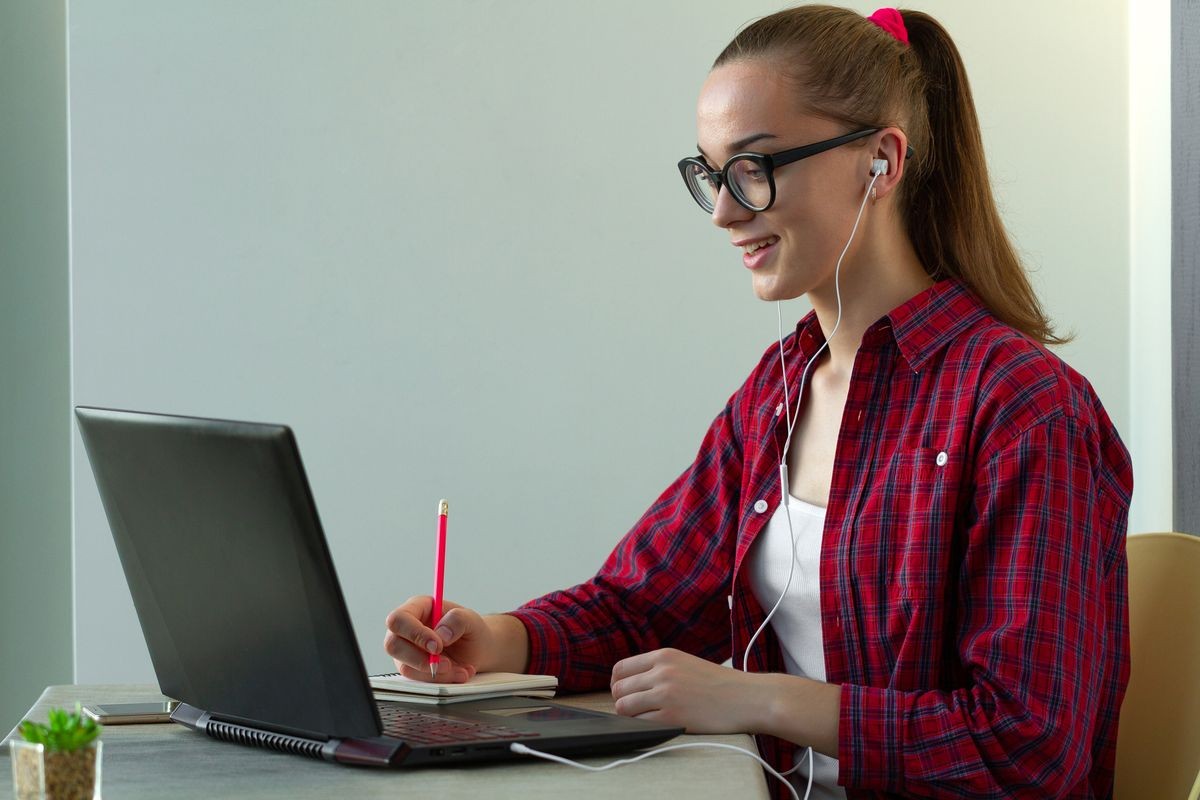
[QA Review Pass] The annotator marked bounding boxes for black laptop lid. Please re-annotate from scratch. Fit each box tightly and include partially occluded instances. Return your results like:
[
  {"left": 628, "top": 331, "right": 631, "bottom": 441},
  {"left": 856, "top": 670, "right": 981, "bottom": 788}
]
[{"left": 75, "top": 407, "right": 381, "bottom": 739}]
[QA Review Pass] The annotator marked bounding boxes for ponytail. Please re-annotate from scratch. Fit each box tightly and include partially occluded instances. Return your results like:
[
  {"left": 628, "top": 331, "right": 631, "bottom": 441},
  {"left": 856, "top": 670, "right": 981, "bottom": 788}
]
[
  {"left": 901, "top": 11, "right": 1067, "bottom": 345},
  {"left": 714, "top": 6, "right": 1068, "bottom": 346}
]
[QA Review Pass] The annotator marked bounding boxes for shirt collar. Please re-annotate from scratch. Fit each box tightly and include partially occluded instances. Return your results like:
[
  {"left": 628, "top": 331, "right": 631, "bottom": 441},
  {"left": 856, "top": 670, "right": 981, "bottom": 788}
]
[{"left": 791, "top": 279, "right": 989, "bottom": 372}]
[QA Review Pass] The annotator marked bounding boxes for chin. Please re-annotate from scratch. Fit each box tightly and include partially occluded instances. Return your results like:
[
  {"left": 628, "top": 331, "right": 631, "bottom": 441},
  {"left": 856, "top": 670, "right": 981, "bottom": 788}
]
[{"left": 751, "top": 274, "right": 804, "bottom": 303}]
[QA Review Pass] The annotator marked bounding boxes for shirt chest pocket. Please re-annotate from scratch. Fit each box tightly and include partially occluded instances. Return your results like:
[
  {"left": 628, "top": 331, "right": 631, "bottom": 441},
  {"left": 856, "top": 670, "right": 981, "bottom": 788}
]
[{"left": 873, "top": 446, "right": 956, "bottom": 601}]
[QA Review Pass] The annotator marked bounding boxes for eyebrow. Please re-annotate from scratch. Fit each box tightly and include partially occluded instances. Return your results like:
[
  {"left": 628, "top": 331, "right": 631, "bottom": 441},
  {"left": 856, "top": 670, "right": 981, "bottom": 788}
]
[{"left": 696, "top": 132, "right": 779, "bottom": 161}]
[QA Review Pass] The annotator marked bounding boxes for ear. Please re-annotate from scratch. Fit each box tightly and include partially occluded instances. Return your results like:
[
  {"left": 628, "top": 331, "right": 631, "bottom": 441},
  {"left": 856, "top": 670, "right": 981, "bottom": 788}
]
[{"left": 866, "top": 127, "right": 910, "bottom": 200}]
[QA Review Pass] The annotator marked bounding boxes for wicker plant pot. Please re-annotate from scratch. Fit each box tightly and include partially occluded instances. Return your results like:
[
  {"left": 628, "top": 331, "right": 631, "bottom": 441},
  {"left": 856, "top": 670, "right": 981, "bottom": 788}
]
[{"left": 10, "top": 739, "right": 101, "bottom": 800}]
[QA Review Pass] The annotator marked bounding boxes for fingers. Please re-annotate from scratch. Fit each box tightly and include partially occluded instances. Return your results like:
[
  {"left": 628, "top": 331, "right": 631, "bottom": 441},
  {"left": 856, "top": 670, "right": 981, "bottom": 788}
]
[
  {"left": 385, "top": 596, "right": 436, "bottom": 640},
  {"left": 610, "top": 649, "right": 677, "bottom": 717},
  {"left": 383, "top": 629, "right": 435, "bottom": 667},
  {"left": 610, "top": 666, "right": 656, "bottom": 703},
  {"left": 397, "top": 657, "right": 476, "bottom": 684},
  {"left": 384, "top": 596, "right": 444, "bottom": 667},
  {"left": 383, "top": 597, "right": 482, "bottom": 677},
  {"left": 610, "top": 649, "right": 666, "bottom": 686},
  {"left": 612, "top": 679, "right": 662, "bottom": 718},
  {"left": 430, "top": 606, "right": 472, "bottom": 649}
]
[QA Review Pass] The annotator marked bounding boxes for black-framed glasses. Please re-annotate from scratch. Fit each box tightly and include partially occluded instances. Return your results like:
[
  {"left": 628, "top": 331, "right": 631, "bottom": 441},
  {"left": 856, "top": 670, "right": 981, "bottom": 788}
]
[{"left": 677, "top": 128, "right": 912, "bottom": 213}]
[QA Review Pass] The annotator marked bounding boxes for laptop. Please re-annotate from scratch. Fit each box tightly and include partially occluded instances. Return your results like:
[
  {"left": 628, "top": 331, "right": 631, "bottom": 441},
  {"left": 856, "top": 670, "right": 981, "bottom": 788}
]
[{"left": 74, "top": 406, "right": 683, "bottom": 767}]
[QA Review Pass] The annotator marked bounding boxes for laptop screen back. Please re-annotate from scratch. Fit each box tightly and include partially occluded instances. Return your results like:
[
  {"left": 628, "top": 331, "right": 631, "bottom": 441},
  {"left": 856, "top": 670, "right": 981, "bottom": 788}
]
[{"left": 75, "top": 407, "right": 381, "bottom": 739}]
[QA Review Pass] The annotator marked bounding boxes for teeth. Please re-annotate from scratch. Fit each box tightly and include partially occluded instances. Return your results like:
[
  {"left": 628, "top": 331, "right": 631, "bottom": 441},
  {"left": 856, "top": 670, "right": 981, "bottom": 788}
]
[{"left": 743, "top": 237, "right": 779, "bottom": 254}]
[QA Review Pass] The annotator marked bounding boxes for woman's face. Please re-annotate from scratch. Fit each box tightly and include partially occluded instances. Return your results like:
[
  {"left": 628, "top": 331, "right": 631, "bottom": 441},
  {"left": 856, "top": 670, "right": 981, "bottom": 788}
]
[{"left": 696, "top": 60, "right": 874, "bottom": 301}]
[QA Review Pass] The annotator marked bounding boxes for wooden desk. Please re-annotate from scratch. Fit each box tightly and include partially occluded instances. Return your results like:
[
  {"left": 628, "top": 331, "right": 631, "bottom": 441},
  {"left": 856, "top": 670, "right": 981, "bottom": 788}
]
[{"left": 1, "top": 685, "right": 769, "bottom": 799}]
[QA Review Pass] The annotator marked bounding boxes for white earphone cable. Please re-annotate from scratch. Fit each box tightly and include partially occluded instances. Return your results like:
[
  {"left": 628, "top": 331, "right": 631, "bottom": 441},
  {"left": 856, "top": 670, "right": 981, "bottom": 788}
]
[
  {"left": 508, "top": 170, "right": 883, "bottom": 800},
  {"left": 750, "top": 170, "right": 880, "bottom": 656},
  {"left": 745, "top": 170, "right": 881, "bottom": 796},
  {"left": 776, "top": 303, "right": 796, "bottom": 432},
  {"left": 510, "top": 741, "right": 801, "bottom": 800}
]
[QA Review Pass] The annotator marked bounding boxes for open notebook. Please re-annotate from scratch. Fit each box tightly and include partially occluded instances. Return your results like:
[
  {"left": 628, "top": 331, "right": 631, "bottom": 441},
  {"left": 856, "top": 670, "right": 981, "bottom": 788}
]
[{"left": 370, "top": 672, "right": 558, "bottom": 705}]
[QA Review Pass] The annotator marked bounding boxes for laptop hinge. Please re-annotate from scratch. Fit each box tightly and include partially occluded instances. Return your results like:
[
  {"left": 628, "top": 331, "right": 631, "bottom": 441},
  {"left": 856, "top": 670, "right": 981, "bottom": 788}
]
[{"left": 331, "top": 736, "right": 411, "bottom": 767}]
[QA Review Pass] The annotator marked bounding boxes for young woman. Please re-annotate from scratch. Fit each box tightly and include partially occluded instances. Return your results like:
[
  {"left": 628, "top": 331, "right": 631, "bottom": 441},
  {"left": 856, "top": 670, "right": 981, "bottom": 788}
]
[{"left": 384, "top": 7, "right": 1132, "bottom": 798}]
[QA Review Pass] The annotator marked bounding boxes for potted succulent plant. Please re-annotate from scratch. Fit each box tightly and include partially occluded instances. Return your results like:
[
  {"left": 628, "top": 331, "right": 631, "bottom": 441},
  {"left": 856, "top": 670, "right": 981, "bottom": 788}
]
[{"left": 10, "top": 704, "right": 102, "bottom": 800}]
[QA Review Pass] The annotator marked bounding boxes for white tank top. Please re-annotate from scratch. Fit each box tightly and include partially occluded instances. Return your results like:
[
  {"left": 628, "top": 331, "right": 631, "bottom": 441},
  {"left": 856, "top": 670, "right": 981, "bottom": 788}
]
[{"left": 747, "top": 495, "right": 845, "bottom": 800}]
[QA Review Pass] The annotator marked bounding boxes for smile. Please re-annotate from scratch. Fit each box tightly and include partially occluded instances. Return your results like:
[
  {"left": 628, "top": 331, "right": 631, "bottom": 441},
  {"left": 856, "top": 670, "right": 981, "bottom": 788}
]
[{"left": 742, "top": 236, "right": 779, "bottom": 254}]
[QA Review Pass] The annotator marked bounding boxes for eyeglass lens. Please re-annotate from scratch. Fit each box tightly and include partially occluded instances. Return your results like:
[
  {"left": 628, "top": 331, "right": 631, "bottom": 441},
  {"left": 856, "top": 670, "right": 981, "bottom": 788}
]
[{"left": 684, "top": 157, "right": 772, "bottom": 212}]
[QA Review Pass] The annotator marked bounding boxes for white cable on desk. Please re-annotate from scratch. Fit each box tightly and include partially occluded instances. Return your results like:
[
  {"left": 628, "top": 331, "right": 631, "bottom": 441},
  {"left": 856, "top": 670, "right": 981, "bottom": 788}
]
[{"left": 510, "top": 741, "right": 801, "bottom": 800}]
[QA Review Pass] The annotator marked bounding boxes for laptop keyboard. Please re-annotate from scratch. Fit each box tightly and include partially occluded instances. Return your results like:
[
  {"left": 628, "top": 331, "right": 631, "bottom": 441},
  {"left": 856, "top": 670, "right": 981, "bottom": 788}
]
[{"left": 376, "top": 705, "right": 540, "bottom": 745}]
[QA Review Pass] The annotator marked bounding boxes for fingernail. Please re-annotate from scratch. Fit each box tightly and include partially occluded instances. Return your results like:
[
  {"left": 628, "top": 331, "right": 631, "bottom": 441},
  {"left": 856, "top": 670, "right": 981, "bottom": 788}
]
[
  {"left": 426, "top": 640, "right": 439, "bottom": 654},
  {"left": 435, "top": 626, "right": 452, "bottom": 640}
]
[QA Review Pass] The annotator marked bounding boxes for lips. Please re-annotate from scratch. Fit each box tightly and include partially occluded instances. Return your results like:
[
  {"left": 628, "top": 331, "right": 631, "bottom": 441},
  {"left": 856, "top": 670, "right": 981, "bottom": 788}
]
[{"left": 737, "top": 236, "right": 779, "bottom": 270}]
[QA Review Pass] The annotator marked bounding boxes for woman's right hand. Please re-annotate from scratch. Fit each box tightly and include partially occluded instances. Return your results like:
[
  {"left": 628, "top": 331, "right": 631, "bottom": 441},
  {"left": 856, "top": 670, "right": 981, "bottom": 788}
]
[{"left": 383, "top": 596, "right": 492, "bottom": 683}]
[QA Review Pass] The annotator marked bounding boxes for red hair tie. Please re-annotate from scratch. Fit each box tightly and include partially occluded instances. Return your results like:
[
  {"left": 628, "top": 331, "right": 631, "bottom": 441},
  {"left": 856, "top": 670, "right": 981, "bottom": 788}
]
[{"left": 867, "top": 8, "right": 909, "bottom": 46}]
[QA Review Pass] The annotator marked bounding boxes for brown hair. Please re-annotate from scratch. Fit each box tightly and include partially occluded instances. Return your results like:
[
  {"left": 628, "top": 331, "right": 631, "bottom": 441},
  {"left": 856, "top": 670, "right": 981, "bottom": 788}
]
[{"left": 714, "top": 5, "right": 1068, "bottom": 345}]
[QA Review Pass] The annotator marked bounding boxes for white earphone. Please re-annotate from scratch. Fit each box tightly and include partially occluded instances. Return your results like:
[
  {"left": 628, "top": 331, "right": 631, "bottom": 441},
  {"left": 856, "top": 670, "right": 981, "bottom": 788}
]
[
  {"left": 512, "top": 153, "right": 885, "bottom": 800},
  {"left": 730, "top": 168, "right": 881, "bottom": 799}
]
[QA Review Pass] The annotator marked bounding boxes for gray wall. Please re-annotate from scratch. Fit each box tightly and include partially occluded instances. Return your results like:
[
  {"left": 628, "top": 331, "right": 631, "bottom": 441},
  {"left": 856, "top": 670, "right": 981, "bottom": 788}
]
[
  {"left": 1175, "top": 0, "right": 1200, "bottom": 535},
  {"left": 0, "top": 1, "right": 73, "bottom": 734},
  {"left": 66, "top": 0, "right": 1134, "bottom": 685}
]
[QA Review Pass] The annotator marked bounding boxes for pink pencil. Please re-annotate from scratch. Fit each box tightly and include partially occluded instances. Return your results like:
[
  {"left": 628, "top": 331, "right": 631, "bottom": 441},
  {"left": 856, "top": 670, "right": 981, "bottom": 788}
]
[{"left": 429, "top": 499, "right": 448, "bottom": 677}]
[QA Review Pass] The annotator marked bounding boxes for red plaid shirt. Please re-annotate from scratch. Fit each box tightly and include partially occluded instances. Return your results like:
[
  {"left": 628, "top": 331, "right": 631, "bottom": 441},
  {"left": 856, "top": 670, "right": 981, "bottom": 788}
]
[{"left": 510, "top": 280, "right": 1132, "bottom": 799}]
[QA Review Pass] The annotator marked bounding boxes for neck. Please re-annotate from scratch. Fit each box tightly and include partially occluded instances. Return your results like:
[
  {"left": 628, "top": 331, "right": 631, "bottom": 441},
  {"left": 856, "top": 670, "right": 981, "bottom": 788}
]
[{"left": 803, "top": 230, "right": 933, "bottom": 378}]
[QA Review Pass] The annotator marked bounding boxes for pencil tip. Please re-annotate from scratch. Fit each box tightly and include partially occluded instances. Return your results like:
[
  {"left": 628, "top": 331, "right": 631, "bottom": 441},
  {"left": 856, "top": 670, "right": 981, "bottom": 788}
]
[{"left": 429, "top": 663, "right": 438, "bottom": 678}]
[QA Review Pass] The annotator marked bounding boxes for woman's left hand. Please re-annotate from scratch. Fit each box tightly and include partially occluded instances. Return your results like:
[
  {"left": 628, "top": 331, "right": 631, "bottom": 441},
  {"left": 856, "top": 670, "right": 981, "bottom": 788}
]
[{"left": 609, "top": 648, "right": 766, "bottom": 734}]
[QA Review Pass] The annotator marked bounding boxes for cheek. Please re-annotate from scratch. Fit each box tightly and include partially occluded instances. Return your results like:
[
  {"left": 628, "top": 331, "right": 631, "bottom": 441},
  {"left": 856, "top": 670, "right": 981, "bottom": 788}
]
[
  {"left": 773, "top": 193, "right": 860, "bottom": 255},
  {"left": 776, "top": 166, "right": 866, "bottom": 222}
]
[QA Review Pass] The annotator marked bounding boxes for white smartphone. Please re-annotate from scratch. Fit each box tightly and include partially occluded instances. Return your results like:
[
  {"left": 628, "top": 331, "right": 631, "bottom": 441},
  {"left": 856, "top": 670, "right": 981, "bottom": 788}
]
[{"left": 82, "top": 701, "right": 178, "bottom": 724}]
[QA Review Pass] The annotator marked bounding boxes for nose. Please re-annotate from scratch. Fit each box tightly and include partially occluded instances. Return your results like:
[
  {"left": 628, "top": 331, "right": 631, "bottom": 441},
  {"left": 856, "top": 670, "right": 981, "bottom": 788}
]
[{"left": 711, "top": 183, "right": 754, "bottom": 229}]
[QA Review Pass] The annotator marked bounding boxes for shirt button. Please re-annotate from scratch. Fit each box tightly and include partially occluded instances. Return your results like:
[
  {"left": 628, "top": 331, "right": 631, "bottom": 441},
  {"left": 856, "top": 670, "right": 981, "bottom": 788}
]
[
  {"left": 775, "top": 403, "right": 783, "bottom": 416},
  {"left": 753, "top": 499, "right": 768, "bottom": 514},
  {"left": 936, "top": 451, "right": 948, "bottom": 467}
]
